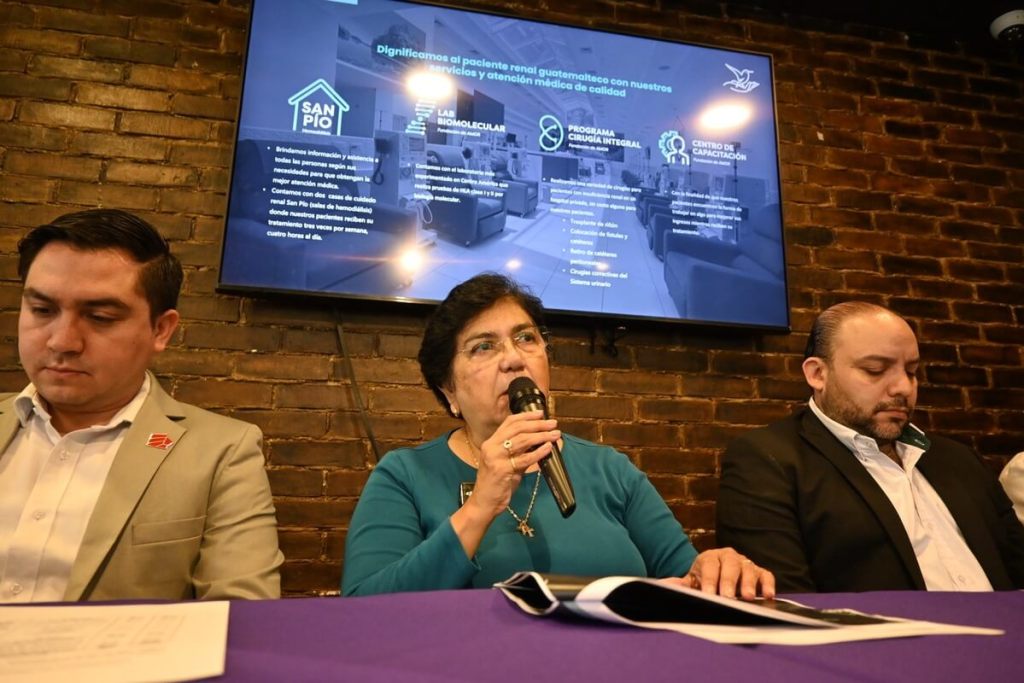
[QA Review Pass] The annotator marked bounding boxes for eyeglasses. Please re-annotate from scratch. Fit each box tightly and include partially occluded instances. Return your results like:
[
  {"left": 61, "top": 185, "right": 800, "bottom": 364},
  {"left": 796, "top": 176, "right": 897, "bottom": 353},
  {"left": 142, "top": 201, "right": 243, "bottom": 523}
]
[{"left": 459, "top": 327, "right": 548, "bottom": 363}]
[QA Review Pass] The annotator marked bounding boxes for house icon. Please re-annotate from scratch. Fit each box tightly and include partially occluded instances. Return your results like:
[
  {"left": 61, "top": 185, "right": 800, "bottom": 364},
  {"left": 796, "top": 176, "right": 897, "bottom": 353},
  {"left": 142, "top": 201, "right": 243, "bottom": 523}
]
[{"left": 288, "top": 79, "right": 350, "bottom": 136}]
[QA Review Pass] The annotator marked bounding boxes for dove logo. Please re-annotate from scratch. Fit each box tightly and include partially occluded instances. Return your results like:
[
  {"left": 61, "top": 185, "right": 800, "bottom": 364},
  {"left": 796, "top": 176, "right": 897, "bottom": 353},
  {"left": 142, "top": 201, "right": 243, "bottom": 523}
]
[{"left": 723, "top": 64, "right": 760, "bottom": 93}]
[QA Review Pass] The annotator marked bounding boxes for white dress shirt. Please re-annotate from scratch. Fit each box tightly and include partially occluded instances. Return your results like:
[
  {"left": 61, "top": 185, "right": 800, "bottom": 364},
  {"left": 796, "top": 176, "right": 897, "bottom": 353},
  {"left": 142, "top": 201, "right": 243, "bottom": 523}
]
[
  {"left": 0, "top": 376, "right": 150, "bottom": 602},
  {"left": 809, "top": 398, "right": 992, "bottom": 591}
]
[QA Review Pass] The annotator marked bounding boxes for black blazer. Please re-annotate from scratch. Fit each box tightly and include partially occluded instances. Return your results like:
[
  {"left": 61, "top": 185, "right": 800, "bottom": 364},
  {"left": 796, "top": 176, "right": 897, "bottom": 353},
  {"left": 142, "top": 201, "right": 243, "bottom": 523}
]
[{"left": 716, "top": 407, "right": 1024, "bottom": 592}]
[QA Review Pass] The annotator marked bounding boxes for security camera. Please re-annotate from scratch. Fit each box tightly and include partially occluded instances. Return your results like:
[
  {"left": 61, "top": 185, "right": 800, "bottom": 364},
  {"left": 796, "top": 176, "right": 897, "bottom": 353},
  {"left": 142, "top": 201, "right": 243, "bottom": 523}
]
[{"left": 990, "top": 9, "right": 1024, "bottom": 41}]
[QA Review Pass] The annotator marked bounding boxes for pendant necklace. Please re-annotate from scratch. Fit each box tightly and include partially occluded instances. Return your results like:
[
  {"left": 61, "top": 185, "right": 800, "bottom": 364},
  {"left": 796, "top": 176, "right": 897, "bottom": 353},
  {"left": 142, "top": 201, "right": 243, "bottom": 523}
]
[{"left": 464, "top": 430, "right": 541, "bottom": 537}]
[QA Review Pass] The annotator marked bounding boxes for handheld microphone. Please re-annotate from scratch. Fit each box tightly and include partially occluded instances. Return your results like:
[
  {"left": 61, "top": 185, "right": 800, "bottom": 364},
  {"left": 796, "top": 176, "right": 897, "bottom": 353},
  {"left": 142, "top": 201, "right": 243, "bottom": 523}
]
[{"left": 507, "top": 377, "right": 576, "bottom": 518}]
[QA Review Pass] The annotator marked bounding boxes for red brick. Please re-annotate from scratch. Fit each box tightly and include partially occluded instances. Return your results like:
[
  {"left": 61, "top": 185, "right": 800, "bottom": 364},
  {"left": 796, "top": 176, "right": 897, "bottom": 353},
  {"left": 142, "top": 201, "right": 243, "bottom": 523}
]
[
  {"left": 911, "top": 279, "right": 973, "bottom": 301},
  {"left": 277, "top": 530, "right": 323, "bottom": 560},
  {"left": 637, "top": 398, "right": 712, "bottom": 423},
  {"left": 715, "top": 400, "right": 794, "bottom": 425},
  {"left": 57, "top": 181, "right": 158, "bottom": 211},
  {"left": 890, "top": 157, "right": 948, "bottom": 178},
  {"left": 977, "top": 283, "right": 1024, "bottom": 306},
  {"left": 711, "top": 351, "right": 786, "bottom": 376},
  {"left": 5, "top": 151, "right": 102, "bottom": 181},
  {"left": 276, "top": 384, "right": 355, "bottom": 410},
  {"left": 80, "top": 35, "right": 176, "bottom": 65},
  {"left": 680, "top": 375, "right": 755, "bottom": 399},
  {"left": 640, "top": 448, "right": 718, "bottom": 475},
  {"left": 602, "top": 422, "right": 681, "bottom": 448},
  {"left": 160, "top": 190, "right": 226, "bottom": 217},
  {"left": 0, "top": 175, "right": 57, "bottom": 202},
  {"left": 344, "top": 357, "right": 421, "bottom": 385},
  {"left": 150, "top": 349, "right": 234, "bottom": 377},
  {"left": 599, "top": 369, "right": 679, "bottom": 394},
  {"left": 551, "top": 342, "right": 632, "bottom": 369},
  {"left": 169, "top": 142, "right": 232, "bottom": 167},
  {"left": 649, "top": 474, "right": 689, "bottom": 500},
  {"left": 967, "top": 389, "right": 1024, "bottom": 410},
  {"left": 865, "top": 135, "right": 924, "bottom": 157},
  {"left": 120, "top": 111, "right": 209, "bottom": 139},
  {"left": 325, "top": 470, "right": 371, "bottom": 497},
  {"left": 268, "top": 469, "right": 324, "bottom": 497},
  {"left": 960, "top": 344, "right": 1021, "bottom": 366},
  {"left": 234, "top": 409, "right": 329, "bottom": 439},
  {"left": 815, "top": 248, "right": 877, "bottom": 270},
  {"left": 275, "top": 499, "right": 356, "bottom": 527},
  {"left": 929, "top": 410, "right": 997, "bottom": 433},
  {"left": 788, "top": 266, "right": 844, "bottom": 290},
  {"left": 968, "top": 243, "right": 1023, "bottom": 264},
  {"left": 171, "top": 93, "right": 237, "bottom": 120},
  {"left": 69, "top": 131, "right": 167, "bottom": 160},
  {"left": 554, "top": 394, "right": 633, "bottom": 420},
  {"left": 174, "top": 379, "right": 273, "bottom": 408},
  {"left": 35, "top": 7, "right": 129, "bottom": 37},
  {"left": 281, "top": 561, "right": 341, "bottom": 596},
  {"left": 134, "top": 18, "right": 216, "bottom": 46},
  {"left": 77, "top": 82, "right": 170, "bottom": 112},
  {"left": 870, "top": 174, "right": 933, "bottom": 194},
  {"left": 919, "top": 322, "right": 981, "bottom": 343},
  {"left": 278, "top": 329, "right": 337, "bottom": 355},
  {"left": 271, "top": 441, "right": 366, "bottom": 469},
  {"left": 358, "top": 414, "right": 423, "bottom": 440},
  {"left": 19, "top": 101, "right": 116, "bottom": 130},
  {"left": 371, "top": 386, "right": 443, "bottom": 413},
  {"left": 0, "top": 73, "right": 72, "bottom": 100},
  {"left": 925, "top": 366, "right": 988, "bottom": 387},
  {"left": 985, "top": 325, "right": 1024, "bottom": 345},
  {"left": 1, "top": 27, "right": 82, "bottom": 55}
]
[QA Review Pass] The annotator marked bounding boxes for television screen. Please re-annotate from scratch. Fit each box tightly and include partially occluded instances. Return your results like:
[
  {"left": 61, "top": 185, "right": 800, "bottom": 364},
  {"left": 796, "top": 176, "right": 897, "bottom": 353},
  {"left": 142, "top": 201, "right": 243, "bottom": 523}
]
[{"left": 219, "top": 0, "right": 789, "bottom": 329}]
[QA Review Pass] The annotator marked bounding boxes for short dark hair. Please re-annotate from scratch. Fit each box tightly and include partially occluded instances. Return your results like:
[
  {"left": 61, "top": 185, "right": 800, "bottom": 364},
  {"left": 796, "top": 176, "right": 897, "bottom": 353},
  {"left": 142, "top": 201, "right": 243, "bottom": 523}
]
[
  {"left": 418, "top": 273, "right": 546, "bottom": 416},
  {"left": 804, "top": 301, "right": 896, "bottom": 361},
  {"left": 18, "top": 209, "right": 183, "bottom": 320}
]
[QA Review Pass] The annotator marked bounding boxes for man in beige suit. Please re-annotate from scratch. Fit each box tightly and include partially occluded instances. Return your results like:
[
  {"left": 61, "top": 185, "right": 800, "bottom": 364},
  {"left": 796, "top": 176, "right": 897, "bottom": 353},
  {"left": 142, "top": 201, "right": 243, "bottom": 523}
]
[{"left": 0, "top": 209, "right": 283, "bottom": 602}]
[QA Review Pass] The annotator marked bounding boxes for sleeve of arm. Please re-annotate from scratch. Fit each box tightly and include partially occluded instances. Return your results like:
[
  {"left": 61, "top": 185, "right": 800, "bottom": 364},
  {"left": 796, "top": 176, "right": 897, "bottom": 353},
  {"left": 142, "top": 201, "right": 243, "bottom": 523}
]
[
  {"left": 341, "top": 455, "right": 478, "bottom": 596},
  {"left": 194, "top": 423, "right": 284, "bottom": 600},
  {"left": 619, "top": 456, "right": 698, "bottom": 578},
  {"left": 999, "top": 453, "right": 1024, "bottom": 526},
  {"left": 993, "top": 454, "right": 1024, "bottom": 588},
  {"left": 716, "top": 435, "right": 817, "bottom": 592}
]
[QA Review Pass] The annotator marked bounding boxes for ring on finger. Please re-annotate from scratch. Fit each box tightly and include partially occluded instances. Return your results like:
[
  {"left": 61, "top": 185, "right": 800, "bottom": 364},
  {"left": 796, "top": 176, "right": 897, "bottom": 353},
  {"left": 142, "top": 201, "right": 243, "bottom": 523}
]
[
  {"left": 502, "top": 438, "right": 513, "bottom": 454},
  {"left": 508, "top": 454, "right": 518, "bottom": 472}
]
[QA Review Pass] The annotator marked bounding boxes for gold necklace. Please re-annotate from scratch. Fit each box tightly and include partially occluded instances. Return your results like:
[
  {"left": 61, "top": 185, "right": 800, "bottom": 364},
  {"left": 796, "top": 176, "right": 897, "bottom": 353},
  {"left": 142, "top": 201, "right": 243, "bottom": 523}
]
[{"left": 464, "top": 430, "right": 541, "bottom": 537}]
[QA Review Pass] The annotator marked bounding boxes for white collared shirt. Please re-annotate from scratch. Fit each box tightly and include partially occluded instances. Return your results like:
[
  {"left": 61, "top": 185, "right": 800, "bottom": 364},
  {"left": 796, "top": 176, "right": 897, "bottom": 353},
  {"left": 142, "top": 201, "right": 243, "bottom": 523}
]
[
  {"left": 0, "top": 376, "right": 151, "bottom": 602},
  {"left": 809, "top": 398, "right": 992, "bottom": 591}
]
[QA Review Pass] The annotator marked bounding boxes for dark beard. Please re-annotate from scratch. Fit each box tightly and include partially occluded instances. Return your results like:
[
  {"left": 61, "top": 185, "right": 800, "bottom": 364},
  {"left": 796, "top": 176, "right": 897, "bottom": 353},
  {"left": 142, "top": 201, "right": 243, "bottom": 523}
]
[{"left": 822, "top": 397, "right": 911, "bottom": 444}]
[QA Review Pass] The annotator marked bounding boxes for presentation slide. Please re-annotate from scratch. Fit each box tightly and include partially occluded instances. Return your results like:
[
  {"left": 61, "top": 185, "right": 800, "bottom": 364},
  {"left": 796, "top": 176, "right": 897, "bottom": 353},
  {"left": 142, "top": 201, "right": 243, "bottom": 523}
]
[{"left": 220, "top": 0, "right": 788, "bottom": 328}]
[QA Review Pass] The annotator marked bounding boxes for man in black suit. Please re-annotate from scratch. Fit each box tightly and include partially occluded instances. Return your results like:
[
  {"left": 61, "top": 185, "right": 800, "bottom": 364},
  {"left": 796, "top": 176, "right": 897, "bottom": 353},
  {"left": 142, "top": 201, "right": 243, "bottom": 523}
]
[{"left": 716, "top": 302, "right": 1024, "bottom": 592}]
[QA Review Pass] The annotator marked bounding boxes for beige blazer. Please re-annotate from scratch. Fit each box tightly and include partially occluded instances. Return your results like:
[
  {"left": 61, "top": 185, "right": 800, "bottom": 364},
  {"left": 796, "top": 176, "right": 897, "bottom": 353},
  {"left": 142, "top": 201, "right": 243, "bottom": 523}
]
[{"left": 0, "top": 375, "right": 283, "bottom": 601}]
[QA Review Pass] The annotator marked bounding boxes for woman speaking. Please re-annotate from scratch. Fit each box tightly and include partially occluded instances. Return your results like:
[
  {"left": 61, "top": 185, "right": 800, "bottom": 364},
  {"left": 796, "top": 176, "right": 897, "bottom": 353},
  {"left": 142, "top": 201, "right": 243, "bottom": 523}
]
[{"left": 342, "top": 274, "right": 772, "bottom": 598}]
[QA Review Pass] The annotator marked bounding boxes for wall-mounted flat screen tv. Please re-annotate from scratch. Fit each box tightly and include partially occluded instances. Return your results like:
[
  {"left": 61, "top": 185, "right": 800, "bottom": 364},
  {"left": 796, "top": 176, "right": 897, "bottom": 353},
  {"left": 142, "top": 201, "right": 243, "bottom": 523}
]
[{"left": 219, "top": 0, "right": 789, "bottom": 330}]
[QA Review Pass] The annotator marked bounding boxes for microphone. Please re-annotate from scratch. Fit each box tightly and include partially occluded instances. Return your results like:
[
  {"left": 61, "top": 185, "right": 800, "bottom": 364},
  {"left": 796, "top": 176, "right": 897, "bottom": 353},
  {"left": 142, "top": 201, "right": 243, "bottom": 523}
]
[{"left": 507, "top": 377, "right": 576, "bottom": 518}]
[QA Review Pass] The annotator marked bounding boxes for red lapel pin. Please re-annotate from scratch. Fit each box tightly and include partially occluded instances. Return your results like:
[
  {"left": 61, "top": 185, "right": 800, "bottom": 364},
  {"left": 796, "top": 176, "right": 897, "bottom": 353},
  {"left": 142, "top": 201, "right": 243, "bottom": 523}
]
[{"left": 146, "top": 433, "right": 175, "bottom": 450}]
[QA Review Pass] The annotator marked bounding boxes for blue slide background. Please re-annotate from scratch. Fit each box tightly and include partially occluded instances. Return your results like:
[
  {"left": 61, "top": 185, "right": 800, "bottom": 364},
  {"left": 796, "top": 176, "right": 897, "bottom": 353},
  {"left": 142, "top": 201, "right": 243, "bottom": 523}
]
[{"left": 220, "top": 0, "right": 789, "bottom": 329}]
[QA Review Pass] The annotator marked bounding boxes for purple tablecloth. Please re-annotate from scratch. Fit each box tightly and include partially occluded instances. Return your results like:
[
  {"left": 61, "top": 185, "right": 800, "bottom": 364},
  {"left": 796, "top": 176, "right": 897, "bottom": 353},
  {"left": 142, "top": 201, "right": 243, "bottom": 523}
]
[{"left": 217, "top": 589, "right": 1024, "bottom": 682}]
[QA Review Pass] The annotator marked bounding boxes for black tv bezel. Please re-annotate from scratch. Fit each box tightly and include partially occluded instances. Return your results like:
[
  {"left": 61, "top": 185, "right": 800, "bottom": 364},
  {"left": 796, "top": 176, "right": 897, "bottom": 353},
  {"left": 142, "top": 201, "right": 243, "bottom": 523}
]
[{"left": 216, "top": 0, "right": 791, "bottom": 334}]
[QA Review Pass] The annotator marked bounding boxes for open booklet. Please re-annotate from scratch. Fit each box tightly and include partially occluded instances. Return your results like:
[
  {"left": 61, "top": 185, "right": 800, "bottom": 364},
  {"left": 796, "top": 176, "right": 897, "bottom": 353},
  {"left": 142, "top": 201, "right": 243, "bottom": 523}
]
[{"left": 494, "top": 573, "right": 1004, "bottom": 645}]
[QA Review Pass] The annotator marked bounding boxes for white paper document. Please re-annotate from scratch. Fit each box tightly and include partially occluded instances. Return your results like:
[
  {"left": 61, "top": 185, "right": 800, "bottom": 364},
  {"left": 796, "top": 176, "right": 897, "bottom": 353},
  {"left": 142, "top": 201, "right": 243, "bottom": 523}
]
[
  {"left": 0, "top": 601, "right": 230, "bottom": 682},
  {"left": 496, "top": 573, "right": 1004, "bottom": 646}
]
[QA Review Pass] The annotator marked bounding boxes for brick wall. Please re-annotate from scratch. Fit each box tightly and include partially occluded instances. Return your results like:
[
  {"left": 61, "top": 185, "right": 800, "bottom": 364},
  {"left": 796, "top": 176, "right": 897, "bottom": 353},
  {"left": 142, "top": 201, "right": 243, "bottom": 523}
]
[{"left": 0, "top": 0, "right": 1021, "bottom": 596}]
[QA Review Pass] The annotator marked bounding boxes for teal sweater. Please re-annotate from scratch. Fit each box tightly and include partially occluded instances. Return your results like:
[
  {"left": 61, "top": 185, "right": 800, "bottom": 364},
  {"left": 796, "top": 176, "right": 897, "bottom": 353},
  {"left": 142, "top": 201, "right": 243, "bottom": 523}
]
[{"left": 342, "top": 433, "right": 698, "bottom": 596}]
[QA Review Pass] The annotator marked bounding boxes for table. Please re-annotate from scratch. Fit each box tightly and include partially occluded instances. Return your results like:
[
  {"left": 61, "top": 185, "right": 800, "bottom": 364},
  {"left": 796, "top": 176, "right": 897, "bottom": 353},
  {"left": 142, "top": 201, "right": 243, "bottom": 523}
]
[{"left": 219, "top": 589, "right": 1024, "bottom": 682}]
